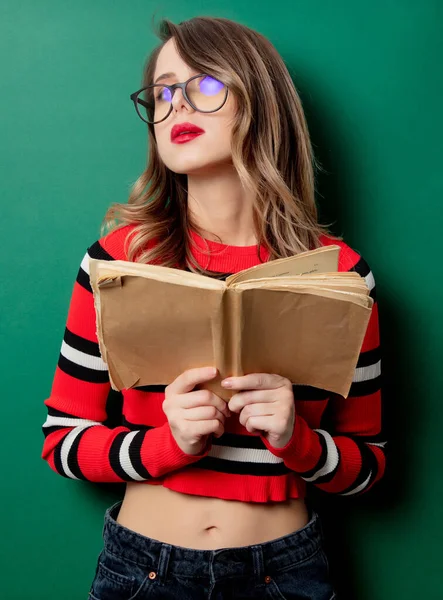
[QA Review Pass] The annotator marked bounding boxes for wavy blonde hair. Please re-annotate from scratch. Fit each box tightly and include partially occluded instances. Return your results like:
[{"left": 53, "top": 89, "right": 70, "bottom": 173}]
[{"left": 100, "top": 16, "right": 340, "bottom": 275}]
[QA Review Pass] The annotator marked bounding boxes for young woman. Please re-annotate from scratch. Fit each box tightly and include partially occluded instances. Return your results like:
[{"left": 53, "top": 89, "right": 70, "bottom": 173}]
[{"left": 41, "top": 16, "right": 386, "bottom": 600}]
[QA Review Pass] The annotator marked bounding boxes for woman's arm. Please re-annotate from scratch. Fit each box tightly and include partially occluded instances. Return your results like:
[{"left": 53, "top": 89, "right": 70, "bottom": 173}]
[
  {"left": 260, "top": 253, "right": 386, "bottom": 496},
  {"left": 41, "top": 241, "right": 211, "bottom": 483}
]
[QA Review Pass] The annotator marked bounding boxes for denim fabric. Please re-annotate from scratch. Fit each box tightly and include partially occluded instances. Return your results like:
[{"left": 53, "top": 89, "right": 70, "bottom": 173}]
[{"left": 88, "top": 499, "right": 337, "bottom": 600}]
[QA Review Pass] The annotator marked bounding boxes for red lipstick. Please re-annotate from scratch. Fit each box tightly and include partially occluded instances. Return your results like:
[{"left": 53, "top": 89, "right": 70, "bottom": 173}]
[{"left": 171, "top": 122, "right": 205, "bottom": 143}]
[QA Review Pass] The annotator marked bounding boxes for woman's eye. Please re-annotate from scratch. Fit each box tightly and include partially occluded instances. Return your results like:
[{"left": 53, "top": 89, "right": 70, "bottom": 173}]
[
  {"left": 200, "top": 76, "right": 225, "bottom": 96},
  {"left": 156, "top": 87, "right": 172, "bottom": 102}
]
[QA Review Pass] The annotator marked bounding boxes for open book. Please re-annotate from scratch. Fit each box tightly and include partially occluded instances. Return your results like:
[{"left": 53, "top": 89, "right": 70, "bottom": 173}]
[{"left": 89, "top": 244, "right": 373, "bottom": 400}]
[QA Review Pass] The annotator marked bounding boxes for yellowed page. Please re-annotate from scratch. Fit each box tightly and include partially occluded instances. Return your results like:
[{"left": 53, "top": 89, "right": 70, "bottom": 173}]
[
  {"left": 240, "top": 288, "right": 373, "bottom": 398},
  {"left": 89, "top": 258, "right": 225, "bottom": 291},
  {"left": 225, "top": 245, "right": 340, "bottom": 286}
]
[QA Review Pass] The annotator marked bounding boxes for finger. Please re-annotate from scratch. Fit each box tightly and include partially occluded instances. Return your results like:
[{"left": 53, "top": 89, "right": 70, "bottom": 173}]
[
  {"left": 238, "top": 402, "right": 274, "bottom": 428},
  {"left": 182, "top": 389, "right": 231, "bottom": 418},
  {"left": 228, "top": 389, "right": 275, "bottom": 413},
  {"left": 193, "top": 419, "right": 225, "bottom": 438},
  {"left": 184, "top": 406, "right": 226, "bottom": 423},
  {"left": 213, "top": 420, "right": 225, "bottom": 438},
  {"left": 168, "top": 367, "right": 218, "bottom": 395},
  {"left": 242, "top": 415, "right": 270, "bottom": 434},
  {"left": 222, "top": 373, "right": 288, "bottom": 392}
]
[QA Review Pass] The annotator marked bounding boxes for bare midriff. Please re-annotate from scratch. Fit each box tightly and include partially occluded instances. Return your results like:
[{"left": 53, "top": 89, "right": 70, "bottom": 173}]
[{"left": 116, "top": 482, "right": 310, "bottom": 550}]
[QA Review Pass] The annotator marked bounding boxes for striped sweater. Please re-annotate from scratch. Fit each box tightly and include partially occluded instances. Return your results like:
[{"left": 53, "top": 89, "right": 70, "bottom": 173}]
[{"left": 41, "top": 225, "right": 386, "bottom": 502}]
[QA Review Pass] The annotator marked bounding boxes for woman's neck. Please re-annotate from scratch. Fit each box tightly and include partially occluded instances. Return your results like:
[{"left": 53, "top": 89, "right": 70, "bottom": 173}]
[{"left": 186, "top": 164, "right": 257, "bottom": 246}]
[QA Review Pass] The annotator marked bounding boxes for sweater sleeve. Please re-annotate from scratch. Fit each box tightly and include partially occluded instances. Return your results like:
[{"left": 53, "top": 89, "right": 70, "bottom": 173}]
[
  {"left": 41, "top": 239, "right": 211, "bottom": 483},
  {"left": 260, "top": 252, "right": 387, "bottom": 496}
]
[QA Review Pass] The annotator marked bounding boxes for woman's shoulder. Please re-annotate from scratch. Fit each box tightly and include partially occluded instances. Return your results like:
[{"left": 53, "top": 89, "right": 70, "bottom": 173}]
[
  {"left": 91, "top": 223, "right": 139, "bottom": 261},
  {"left": 318, "top": 233, "right": 370, "bottom": 273}
]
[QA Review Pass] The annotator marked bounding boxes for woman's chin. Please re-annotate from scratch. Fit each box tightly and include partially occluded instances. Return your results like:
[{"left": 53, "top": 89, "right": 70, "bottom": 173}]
[{"left": 168, "top": 159, "right": 220, "bottom": 176}]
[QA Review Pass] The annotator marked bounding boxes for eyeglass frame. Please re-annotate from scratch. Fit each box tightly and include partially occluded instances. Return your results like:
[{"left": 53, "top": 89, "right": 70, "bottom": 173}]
[{"left": 130, "top": 73, "right": 229, "bottom": 125}]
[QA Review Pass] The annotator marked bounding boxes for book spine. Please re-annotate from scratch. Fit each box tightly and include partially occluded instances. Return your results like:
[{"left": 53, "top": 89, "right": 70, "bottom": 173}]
[{"left": 224, "top": 289, "right": 243, "bottom": 377}]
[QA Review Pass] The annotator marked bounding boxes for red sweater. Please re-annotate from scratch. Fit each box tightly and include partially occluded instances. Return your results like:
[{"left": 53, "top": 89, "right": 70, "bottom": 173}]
[{"left": 41, "top": 225, "right": 386, "bottom": 502}]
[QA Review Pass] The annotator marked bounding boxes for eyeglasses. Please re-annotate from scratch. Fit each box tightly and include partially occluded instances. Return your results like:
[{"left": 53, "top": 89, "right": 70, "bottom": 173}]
[{"left": 130, "top": 73, "right": 229, "bottom": 124}]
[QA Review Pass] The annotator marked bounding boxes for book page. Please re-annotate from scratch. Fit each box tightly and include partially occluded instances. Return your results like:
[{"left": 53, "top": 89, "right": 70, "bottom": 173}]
[
  {"left": 233, "top": 272, "right": 368, "bottom": 291},
  {"left": 240, "top": 287, "right": 373, "bottom": 397},
  {"left": 92, "top": 274, "right": 225, "bottom": 390},
  {"left": 225, "top": 245, "right": 340, "bottom": 286},
  {"left": 89, "top": 258, "right": 225, "bottom": 291}
]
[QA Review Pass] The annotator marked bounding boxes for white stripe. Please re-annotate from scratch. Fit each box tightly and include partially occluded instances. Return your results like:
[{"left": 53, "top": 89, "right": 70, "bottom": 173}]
[
  {"left": 208, "top": 445, "right": 284, "bottom": 464},
  {"left": 42, "top": 415, "right": 103, "bottom": 429},
  {"left": 119, "top": 431, "right": 149, "bottom": 481},
  {"left": 364, "top": 271, "right": 375, "bottom": 292},
  {"left": 302, "top": 429, "right": 339, "bottom": 482},
  {"left": 353, "top": 360, "right": 381, "bottom": 383},
  {"left": 341, "top": 471, "right": 373, "bottom": 496},
  {"left": 81, "top": 252, "right": 90, "bottom": 276},
  {"left": 368, "top": 441, "right": 387, "bottom": 448},
  {"left": 61, "top": 340, "right": 107, "bottom": 371},
  {"left": 60, "top": 426, "right": 92, "bottom": 479}
]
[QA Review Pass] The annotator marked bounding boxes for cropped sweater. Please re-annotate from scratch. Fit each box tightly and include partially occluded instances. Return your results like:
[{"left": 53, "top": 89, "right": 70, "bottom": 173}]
[{"left": 41, "top": 225, "right": 387, "bottom": 502}]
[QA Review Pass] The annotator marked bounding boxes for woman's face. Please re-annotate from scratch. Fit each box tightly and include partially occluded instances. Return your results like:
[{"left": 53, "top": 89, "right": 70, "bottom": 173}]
[{"left": 152, "top": 38, "right": 237, "bottom": 175}]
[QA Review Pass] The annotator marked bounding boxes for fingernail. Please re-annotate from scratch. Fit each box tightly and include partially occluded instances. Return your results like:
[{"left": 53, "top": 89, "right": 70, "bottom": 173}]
[{"left": 221, "top": 379, "right": 232, "bottom": 387}]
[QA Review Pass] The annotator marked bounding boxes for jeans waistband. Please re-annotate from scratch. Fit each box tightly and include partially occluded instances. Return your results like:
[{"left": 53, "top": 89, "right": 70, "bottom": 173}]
[{"left": 102, "top": 499, "right": 325, "bottom": 582}]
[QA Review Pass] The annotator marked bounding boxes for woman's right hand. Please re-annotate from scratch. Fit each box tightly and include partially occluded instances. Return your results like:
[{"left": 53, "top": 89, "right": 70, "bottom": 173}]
[{"left": 163, "top": 366, "right": 231, "bottom": 455}]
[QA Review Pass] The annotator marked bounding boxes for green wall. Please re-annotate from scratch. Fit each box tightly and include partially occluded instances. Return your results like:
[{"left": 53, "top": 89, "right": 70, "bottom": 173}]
[{"left": 2, "top": 1, "right": 442, "bottom": 598}]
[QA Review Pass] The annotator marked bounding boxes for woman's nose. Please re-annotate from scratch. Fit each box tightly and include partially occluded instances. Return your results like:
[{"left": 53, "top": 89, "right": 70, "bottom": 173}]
[{"left": 171, "top": 87, "right": 193, "bottom": 112}]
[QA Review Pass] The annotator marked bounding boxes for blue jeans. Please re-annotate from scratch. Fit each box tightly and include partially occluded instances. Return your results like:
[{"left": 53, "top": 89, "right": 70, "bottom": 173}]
[{"left": 88, "top": 499, "right": 337, "bottom": 600}]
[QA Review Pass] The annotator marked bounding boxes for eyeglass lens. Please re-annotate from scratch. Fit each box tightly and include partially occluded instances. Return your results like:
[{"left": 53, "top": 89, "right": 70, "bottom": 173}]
[{"left": 135, "top": 75, "right": 227, "bottom": 124}]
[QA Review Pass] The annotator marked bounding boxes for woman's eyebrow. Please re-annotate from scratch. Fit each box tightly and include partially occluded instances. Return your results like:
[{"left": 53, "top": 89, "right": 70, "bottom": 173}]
[
  {"left": 154, "top": 72, "right": 176, "bottom": 84},
  {"left": 153, "top": 70, "right": 199, "bottom": 84}
]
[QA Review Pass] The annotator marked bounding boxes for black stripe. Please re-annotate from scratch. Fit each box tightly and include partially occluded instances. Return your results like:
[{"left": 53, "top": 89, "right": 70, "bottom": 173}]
[
  {"left": 47, "top": 406, "right": 79, "bottom": 418},
  {"left": 313, "top": 445, "right": 342, "bottom": 485},
  {"left": 119, "top": 423, "right": 275, "bottom": 452},
  {"left": 298, "top": 430, "right": 329, "bottom": 478},
  {"left": 64, "top": 327, "right": 102, "bottom": 357},
  {"left": 77, "top": 241, "right": 115, "bottom": 292},
  {"left": 42, "top": 424, "right": 73, "bottom": 438},
  {"left": 131, "top": 385, "right": 331, "bottom": 401},
  {"left": 43, "top": 407, "right": 86, "bottom": 438},
  {"left": 87, "top": 240, "right": 115, "bottom": 261},
  {"left": 128, "top": 430, "right": 152, "bottom": 479},
  {"left": 350, "top": 255, "right": 370, "bottom": 278},
  {"left": 58, "top": 353, "right": 109, "bottom": 384},
  {"left": 196, "top": 456, "right": 291, "bottom": 476},
  {"left": 109, "top": 432, "right": 139, "bottom": 482},
  {"left": 338, "top": 438, "right": 379, "bottom": 495},
  {"left": 356, "top": 346, "right": 381, "bottom": 369},
  {"left": 121, "top": 415, "right": 155, "bottom": 430},
  {"left": 77, "top": 266, "right": 92, "bottom": 293},
  {"left": 103, "top": 390, "right": 124, "bottom": 428},
  {"left": 292, "top": 385, "right": 330, "bottom": 401},
  {"left": 350, "top": 431, "right": 387, "bottom": 445},
  {"left": 212, "top": 432, "right": 268, "bottom": 450},
  {"left": 349, "top": 255, "right": 377, "bottom": 300},
  {"left": 53, "top": 431, "right": 71, "bottom": 478},
  {"left": 348, "top": 374, "right": 382, "bottom": 397},
  {"left": 133, "top": 384, "right": 167, "bottom": 393},
  {"left": 67, "top": 427, "right": 90, "bottom": 480}
]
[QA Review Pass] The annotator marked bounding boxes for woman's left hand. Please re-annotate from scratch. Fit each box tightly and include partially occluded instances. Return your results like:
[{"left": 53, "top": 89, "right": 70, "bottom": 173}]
[{"left": 222, "top": 373, "right": 295, "bottom": 449}]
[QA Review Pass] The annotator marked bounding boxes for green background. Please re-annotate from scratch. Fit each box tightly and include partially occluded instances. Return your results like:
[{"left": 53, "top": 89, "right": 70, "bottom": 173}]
[{"left": 1, "top": 1, "right": 442, "bottom": 598}]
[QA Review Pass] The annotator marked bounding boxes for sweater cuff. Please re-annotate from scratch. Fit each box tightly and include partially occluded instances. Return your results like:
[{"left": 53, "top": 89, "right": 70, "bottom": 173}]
[
  {"left": 141, "top": 423, "right": 212, "bottom": 478},
  {"left": 260, "top": 414, "right": 323, "bottom": 473}
]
